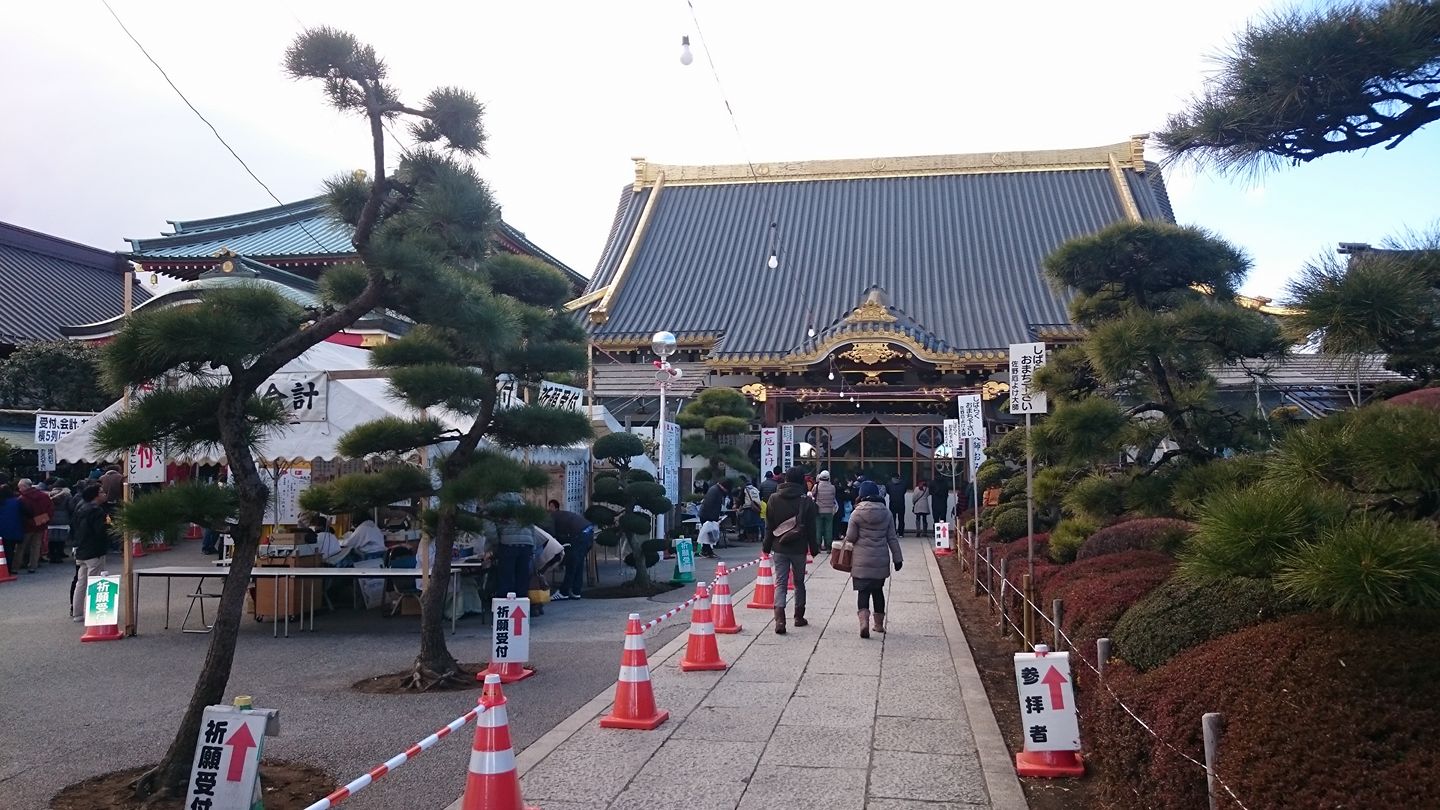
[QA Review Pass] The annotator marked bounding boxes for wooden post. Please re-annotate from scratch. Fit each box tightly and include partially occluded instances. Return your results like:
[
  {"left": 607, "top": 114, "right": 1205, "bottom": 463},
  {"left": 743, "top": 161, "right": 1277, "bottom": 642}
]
[
  {"left": 1203, "top": 712, "right": 1224, "bottom": 810},
  {"left": 999, "top": 558, "right": 1010, "bottom": 637},
  {"left": 121, "top": 266, "right": 136, "bottom": 637},
  {"left": 972, "top": 533, "right": 981, "bottom": 596},
  {"left": 984, "top": 547, "right": 994, "bottom": 614},
  {"left": 1022, "top": 573, "right": 1033, "bottom": 649},
  {"left": 1097, "top": 637, "right": 1112, "bottom": 681},
  {"left": 1052, "top": 598, "right": 1064, "bottom": 650}
]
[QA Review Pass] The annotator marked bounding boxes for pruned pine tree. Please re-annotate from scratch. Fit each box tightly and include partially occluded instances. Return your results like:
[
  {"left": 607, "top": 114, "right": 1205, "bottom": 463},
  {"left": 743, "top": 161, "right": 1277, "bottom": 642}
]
[
  {"left": 676, "top": 387, "right": 757, "bottom": 482},
  {"left": 85, "top": 27, "right": 490, "bottom": 800},
  {"left": 588, "top": 432, "right": 671, "bottom": 587},
  {"left": 1160, "top": 0, "right": 1440, "bottom": 171},
  {"left": 1031, "top": 222, "right": 1288, "bottom": 521},
  {"left": 303, "top": 250, "right": 592, "bottom": 689}
]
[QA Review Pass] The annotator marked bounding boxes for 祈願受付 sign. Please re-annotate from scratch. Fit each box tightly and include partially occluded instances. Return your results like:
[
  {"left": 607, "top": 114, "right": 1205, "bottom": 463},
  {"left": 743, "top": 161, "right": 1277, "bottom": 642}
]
[
  {"left": 186, "top": 705, "right": 269, "bottom": 810},
  {"left": 491, "top": 595, "right": 531, "bottom": 665}
]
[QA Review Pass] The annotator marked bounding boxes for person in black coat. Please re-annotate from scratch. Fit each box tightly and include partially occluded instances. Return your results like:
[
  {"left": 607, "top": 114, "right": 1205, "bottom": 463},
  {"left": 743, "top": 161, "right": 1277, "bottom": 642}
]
[
  {"left": 885, "top": 475, "right": 908, "bottom": 534},
  {"left": 697, "top": 479, "right": 731, "bottom": 558}
]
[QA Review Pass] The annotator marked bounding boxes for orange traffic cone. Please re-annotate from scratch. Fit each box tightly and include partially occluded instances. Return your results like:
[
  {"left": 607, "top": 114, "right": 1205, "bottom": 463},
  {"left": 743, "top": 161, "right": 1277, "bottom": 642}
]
[
  {"left": 184, "top": 523, "right": 204, "bottom": 541},
  {"left": 461, "top": 674, "right": 540, "bottom": 810},
  {"left": 599, "top": 613, "right": 670, "bottom": 730},
  {"left": 482, "top": 660, "right": 534, "bottom": 684},
  {"left": 746, "top": 553, "right": 776, "bottom": 610},
  {"left": 711, "top": 563, "right": 741, "bottom": 634},
  {"left": 0, "top": 541, "right": 17, "bottom": 583},
  {"left": 150, "top": 533, "right": 173, "bottom": 552},
  {"left": 1015, "top": 749, "right": 1085, "bottom": 778},
  {"left": 130, "top": 537, "right": 147, "bottom": 559},
  {"left": 680, "top": 583, "right": 728, "bottom": 672}
]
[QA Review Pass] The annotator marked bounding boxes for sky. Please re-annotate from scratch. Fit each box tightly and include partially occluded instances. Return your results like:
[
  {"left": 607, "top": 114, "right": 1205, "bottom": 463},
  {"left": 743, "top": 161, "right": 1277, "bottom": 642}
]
[{"left": 3, "top": 0, "right": 1437, "bottom": 301}]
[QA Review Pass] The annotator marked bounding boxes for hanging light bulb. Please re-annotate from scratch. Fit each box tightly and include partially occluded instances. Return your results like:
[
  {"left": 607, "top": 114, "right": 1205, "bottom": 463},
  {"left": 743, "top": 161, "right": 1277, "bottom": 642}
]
[
  {"left": 680, "top": 35, "right": 694, "bottom": 66},
  {"left": 827, "top": 371, "right": 835, "bottom": 381},
  {"left": 855, "top": 398, "right": 861, "bottom": 409},
  {"left": 767, "top": 251, "right": 779, "bottom": 270},
  {"left": 807, "top": 326, "right": 816, "bottom": 338}
]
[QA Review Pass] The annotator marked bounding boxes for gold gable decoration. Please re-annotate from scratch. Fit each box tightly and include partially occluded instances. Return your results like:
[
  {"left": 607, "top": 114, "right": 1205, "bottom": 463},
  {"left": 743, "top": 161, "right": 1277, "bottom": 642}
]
[
  {"left": 841, "top": 342, "right": 904, "bottom": 365},
  {"left": 847, "top": 300, "right": 896, "bottom": 324},
  {"left": 739, "top": 383, "right": 768, "bottom": 402}
]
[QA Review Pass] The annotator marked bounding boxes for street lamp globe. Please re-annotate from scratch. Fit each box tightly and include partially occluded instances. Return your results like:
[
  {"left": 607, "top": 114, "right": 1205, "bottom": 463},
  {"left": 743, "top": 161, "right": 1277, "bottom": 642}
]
[{"left": 651, "top": 330, "right": 677, "bottom": 358}]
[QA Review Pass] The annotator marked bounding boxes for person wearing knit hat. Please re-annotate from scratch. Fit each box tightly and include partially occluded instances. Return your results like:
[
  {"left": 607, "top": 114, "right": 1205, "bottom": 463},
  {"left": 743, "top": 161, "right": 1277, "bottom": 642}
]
[
  {"left": 845, "top": 480, "right": 904, "bottom": 638},
  {"left": 809, "top": 470, "right": 838, "bottom": 550},
  {"left": 763, "top": 467, "right": 820, "bottom": 634}
]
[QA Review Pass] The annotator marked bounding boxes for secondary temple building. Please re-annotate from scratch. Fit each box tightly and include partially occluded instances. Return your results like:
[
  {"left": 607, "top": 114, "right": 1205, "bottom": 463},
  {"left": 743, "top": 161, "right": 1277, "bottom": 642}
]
[{"left": 572, "top": 137, "right": 1175, "bottom": 487}]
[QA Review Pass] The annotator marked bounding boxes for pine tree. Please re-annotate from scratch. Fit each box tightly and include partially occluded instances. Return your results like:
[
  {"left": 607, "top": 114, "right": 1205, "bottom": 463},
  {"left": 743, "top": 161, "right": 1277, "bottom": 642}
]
[
  {"left": 302, "top": 249, "right": 591, "bottom": 689},
  {"left": 86, "top": 28, "right": 490, "bottom": 799},
  {"left": 676, "top": 387, "right": 756, "bottom": 482},
  {"left": 587, "top": 432, "right": 671, "bottom": 588}
]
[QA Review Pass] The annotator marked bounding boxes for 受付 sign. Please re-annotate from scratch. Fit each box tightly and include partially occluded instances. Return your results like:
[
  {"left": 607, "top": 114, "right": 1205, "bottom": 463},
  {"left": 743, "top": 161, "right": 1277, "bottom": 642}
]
[
  {"left": 186, "top": 705, "right": 270, "bottom": 810},
  {"left": 34, "top": 413, "right": 91, "bottom": 446},
  {"left": 491, "top": 595, "right": 531, "bottom": 664},
  {"left": 258, "top": 372, "right": 327, "bottom": 423},
  {"left": 1013, "top": 648, "right": 1080, "bottom": 752},
  {"left": 1008, "top": 343, "right": 1048, "bottom": 415},
  {"left": 84, "top": 574, "right": 121, "bottom": 627}
]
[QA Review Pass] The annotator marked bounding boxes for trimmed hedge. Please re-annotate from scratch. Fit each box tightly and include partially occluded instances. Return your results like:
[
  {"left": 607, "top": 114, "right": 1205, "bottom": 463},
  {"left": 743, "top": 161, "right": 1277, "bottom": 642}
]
[
  {"left": 1041, "top": 550, "right": 1175, "bottom": 648},
  {"left": 1048, "top": 517, "right": 1098, "bottom": 564},
  {"left": 1076, "top": 517, "right": 1195, "bottom": 561},
  {"left": 1088, "top": 613, "right": 1440, "bottom": 809},
  {"left": 1111, "top": 575, "right": 1292, "bottom": 671}
]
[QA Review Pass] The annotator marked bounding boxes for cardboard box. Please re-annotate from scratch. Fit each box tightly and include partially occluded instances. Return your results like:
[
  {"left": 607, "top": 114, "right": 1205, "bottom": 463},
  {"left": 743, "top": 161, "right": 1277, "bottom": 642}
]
[{"left": 267, "top": 532, "right": 304, "bottom": 546}]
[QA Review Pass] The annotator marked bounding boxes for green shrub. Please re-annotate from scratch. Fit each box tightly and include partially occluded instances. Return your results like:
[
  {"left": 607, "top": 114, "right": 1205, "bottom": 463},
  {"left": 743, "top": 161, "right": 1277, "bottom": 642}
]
[
  {"left": 992, "top": 507, "right": 1029, "bottom": 541},
  {"left": 1121, "top": 470, "right": 1178, "bottom": 516},
  {"left": 1276, "top": 515, "right": 1440, "bottom": 622},
  {"left": 1062, "top": 473, "right": 1125, "bottom": 521},
  {"left": 1168, "top": 455, "right": 1267, "bottom": 518},
  {"left": 999, "top": 475, "right": 1027, "bottom": 501},
  {"left": 1077, "top": 517, "right": 1194, "bottom": 560},
  {"left": 975, "top": 458, "right": 1007, "bottom": 490},
  {"left": 1180, "top": 485, "right": 1344, "bottom": 580},
  {"left": 1048, "top": 517, "right": 1098, "bottom": 563},
  {"left": 1112, "top": 575, "right": 1292, "bottom": 671},
  {"left": 1087, "top": 614, "right": 1440, "bottom": 810}
]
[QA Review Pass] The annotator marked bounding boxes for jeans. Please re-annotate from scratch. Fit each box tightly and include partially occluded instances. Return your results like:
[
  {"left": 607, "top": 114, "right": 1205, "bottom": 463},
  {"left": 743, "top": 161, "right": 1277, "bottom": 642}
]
[
  {"left": 72, "top": 556, "right": 105, "bottom": 619},
  {"left": 816, "top": 513, "right": 835, "bottom": 548},
  {"left": 913, "top": 512, "right": 930, "bottom": 535},
  {"left": 771, "top": 552, "right": 807, "bottom": 613},
  {"left": 494, "top": 543, "right": 533, "bottom": 601},
  {"left": 562, "top": 540, "right": 591, "bottom": 596}
]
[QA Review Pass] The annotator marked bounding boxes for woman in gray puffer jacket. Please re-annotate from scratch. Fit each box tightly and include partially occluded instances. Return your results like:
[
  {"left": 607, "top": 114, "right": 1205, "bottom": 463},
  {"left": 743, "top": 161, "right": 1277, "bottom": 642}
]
[{"left": 844, "top": 481, "right": 904, "bottom": 638}]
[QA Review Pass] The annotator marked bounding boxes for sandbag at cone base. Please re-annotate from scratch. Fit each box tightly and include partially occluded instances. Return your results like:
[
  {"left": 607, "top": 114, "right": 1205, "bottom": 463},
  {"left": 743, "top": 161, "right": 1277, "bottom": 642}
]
[
  {"left": 710, "top": 563, "right": 742, "bottom": 634},
  {"left": 462, "top": 675, "right": 540, "bottom": 810},
  {"left": 679, "top": 583, "right": 728, "bottom": 672},
  {"left": 81, "top": 623, "right": 123, "bottom": 642},
  {"left": 599, "top": 613, "right": 669, "bottom": 730},
  {"left": 481, "top": 661, "right": 535, "bottom": 684},
  {"left": 746, "top": 554, "right": 776, "bottom": 610},
  {"left": 0, "top": 543, "right": 16, "bottom": 583},
  {"left": 1015, "top": 750, "right": 1084, "bottom": 778}
]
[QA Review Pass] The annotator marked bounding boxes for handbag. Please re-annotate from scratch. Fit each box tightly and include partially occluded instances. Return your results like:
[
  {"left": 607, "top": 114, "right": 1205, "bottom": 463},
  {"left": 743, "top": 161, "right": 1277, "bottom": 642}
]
[{"left": 829, "top": 539, "right": 854, "bottom": 572}]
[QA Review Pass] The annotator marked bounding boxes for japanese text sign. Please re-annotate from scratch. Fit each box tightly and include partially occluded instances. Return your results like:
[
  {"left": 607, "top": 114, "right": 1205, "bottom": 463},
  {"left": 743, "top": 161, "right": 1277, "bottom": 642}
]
[
  {"left": 934, "top": 521, "right": 952, "bottom": 551},
  {"left": 38, "top": 447, "right": 56, "bottom": 472},
  {"left": 128, "top": 443, "right": 166, "bottom": 484},
  {"left": 957, "top": 394, "right": 984, "bottom": 439},
  {"left": 673, "top": 538, "right": 695, "bottom": 575},
  {"left": 1013, "top": 649, "right": 1080, "bottom": 752},
  {"left": 258, "top": 372, "right": 327, "bottom": 423},
  {"left": 84, "top": 574, "right": 121, "bottom": 627},
  {"left": 34, "top": 413, "right": 90, "bottom": 446},
  {"left": 760, "top": 428, "right": 779, "bottom": 476},
  {"left": 187, "top": 706, "right": 268, "bottom": 810},
  {"left": 969, "top": 432, "right": 988, "bottom": 477},
  {"left": 663, "top": 421, "right": 682, "bottom": 504},
  {"left": 943, "top": 419, "right": 961, "bottom": 456},
  {"left": 491, "top": 595, "right": 531, "bottom": 664},
  {"left": 1008, "top": 343, "right": 1048, "bottom": 415},
  {"left": 781, "top": 424, "right": 795, "bottom": 472}
]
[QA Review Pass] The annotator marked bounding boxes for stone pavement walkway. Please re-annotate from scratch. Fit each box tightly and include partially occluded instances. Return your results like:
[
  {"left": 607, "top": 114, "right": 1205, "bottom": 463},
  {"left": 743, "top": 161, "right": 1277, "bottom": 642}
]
[{"left": 448, "top": 535, "right": 1027, "bottom": 810}]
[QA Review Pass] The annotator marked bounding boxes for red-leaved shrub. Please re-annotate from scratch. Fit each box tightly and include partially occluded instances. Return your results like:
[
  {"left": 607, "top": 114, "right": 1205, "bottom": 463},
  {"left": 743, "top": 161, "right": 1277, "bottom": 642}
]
[
  {"left": 1387, "top": 386, "right": 1440, "bottom": 410},
  {"left": 996, "top": 533, "right": 1049, "bottom": 566},
  {"left": 1075, "top": 517, "right": 1194, "bottom": 560},
  {"left": 1041, "top": 551, "right": 1175, "bottom": 648},
  {"left": 1086, "top": 613, "right": 1440, "bottom": 809}
]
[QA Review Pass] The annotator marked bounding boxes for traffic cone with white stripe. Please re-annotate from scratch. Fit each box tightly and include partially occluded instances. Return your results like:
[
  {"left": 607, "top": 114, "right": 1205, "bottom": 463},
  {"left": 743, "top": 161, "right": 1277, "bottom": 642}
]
[
  {"left": 711, "top": 562, "right": 742, "bottom": 634},
  {"left": 746, "top": 553, "right": 776, "bottom": 610},
  {"left": 461, "top": 674, "right": 539, "bottom": 810},
  {"left": 0, "top": 541, "right": 16, "bottom": 583},
  {"left": 599, "top": 613, "right": 669, "bottom": 730},
  {"left": 680, "top": 582, "right": 728, "bottom": 672}
]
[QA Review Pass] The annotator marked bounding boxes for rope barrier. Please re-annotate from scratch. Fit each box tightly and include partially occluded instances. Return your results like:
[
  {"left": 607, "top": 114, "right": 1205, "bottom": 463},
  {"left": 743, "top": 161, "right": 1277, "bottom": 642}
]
[
  {"left": 954, "top": 534, "right": 1253, "bottom": 810},
  {"left": 639, "top": 554, "right": 764, "bottom": 633},
  {"left": 302, "top": 704, "right": 482, "bottom": 810}
]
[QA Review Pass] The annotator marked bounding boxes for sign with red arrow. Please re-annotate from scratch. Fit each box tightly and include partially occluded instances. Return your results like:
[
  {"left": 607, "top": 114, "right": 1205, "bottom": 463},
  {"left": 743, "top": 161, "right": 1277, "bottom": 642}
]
[
  {"left": 1013, "top": 649, "right": 1080, "bottom": 753},
  {"left": 491, "top": 595, "right": 532, "bottom": 665},
  {"left": 186, "top": 706, "right": 270, "bottom": 809}
]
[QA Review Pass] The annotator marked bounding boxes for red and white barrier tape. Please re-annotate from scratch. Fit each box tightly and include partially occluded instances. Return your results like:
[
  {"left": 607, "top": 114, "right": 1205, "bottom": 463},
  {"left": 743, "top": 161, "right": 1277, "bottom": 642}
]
[
  {"left": 302, "top": 704, "right": 481, "bottom": 810},
  {"left": 639, "top": 555, "right": 763, "bottom": 633}
]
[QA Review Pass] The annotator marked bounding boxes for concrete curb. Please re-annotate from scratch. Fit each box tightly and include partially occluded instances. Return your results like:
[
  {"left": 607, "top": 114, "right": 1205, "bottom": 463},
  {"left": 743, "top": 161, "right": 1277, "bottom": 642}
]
[
  {"left": 924, "top": 540, "right": 1029, "bottom": 810},
  {"left": 442, "top": 567, "right": 768, "bottom": 810}
]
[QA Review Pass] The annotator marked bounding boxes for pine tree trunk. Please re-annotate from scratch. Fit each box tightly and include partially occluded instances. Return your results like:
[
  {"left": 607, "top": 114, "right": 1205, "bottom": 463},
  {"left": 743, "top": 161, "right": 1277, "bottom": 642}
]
[
  {"left": 410, "top": 504, "right": 461, "bottom": 689},
  {"left": 133, "top": 400, "right": 270, "bottom": 799},
  {"left": 627, "top": 533, "right": 651, "bottom": 587}
]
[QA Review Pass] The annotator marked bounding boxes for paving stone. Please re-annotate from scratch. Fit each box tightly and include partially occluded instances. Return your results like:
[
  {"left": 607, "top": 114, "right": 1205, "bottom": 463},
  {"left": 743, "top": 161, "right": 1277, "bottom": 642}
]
[
  {"left": 724, "top": 657, "right": 808, "bottom": 683},
  {"left": 559, "top": 724, "right": 672, "bottom": 757},
  {"left": 877, "top": 682, "right": 967, "bottom": 721},
  {"left": 807, "top": 646, "right": 884, "bottom": 676},
  {"left": 671, "top": 704, "right": 781, "bottom": 742},
  {"left": 737, "top": 763, "right": 867, "bottom": 810},
  {"left": 778, "top": 695, "right": 875, "bottom": 728},
  {"left": 704, "top": 678, "right": 796, "bottom": 708},
  {"left": 760, "top": 724, "right": 871, "bottom": 769},
  {"left": 865, "top": 799, "right": 988, "bottom": 810},
  {"left": 520, "top": 748, "right": 652, "bottom": 804},
  {"left": 868, "top": 749, "right": 989, "bottom": 804},
  {"left": 793, "top": 672, "right": 879, "bottom": 700},
  {"left": 873, "top": 716, "right": 975, "bottom": 754}
]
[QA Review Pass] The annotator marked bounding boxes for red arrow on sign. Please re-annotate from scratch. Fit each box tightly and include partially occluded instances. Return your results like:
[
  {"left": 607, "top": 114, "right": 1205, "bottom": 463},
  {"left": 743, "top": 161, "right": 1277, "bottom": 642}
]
[
  {"left": 511, "top": 604, "right": 527, "bottom": 637},
  {"left": 1041, "top": 667, "right": 1068, "bottom": 710},
  {"left": 224, "top": 723, "right": 257, "bottom": 782}
]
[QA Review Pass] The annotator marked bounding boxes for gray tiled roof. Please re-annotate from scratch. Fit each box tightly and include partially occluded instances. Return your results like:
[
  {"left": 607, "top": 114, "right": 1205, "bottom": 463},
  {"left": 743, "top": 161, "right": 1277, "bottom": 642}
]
[
  {"left": 585, "top": 159, "right": 1173, "bottom": 358},
  {"left": 0, "top": 222, "right": 148, "bottom": 345}
]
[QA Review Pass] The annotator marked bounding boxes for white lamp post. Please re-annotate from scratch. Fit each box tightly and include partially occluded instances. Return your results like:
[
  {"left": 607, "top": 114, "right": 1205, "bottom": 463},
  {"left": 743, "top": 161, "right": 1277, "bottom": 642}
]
[{"left": 651, "top": 331, "right": 679, "bottom": 538}]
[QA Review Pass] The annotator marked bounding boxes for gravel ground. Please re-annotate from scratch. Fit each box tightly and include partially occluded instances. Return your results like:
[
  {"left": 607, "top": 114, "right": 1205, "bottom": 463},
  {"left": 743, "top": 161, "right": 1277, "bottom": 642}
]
[{"left": 0, "top": 541, "right": 763, "bottom": 809}]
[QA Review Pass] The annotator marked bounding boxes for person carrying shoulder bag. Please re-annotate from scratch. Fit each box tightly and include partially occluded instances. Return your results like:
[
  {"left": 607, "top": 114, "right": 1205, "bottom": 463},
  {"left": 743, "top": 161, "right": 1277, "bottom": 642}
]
[{"left": 844, "top": 481, "right": 904, "bottom": 638}]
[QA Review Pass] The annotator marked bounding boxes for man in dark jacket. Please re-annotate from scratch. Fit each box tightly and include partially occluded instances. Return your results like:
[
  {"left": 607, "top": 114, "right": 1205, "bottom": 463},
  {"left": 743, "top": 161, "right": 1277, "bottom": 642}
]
[
  {"left": 885, "top": 475, "right": 908, "bottom": 534},
  {"left": 758, "top": 468, "right": 782, "bottom": 501},
  {"left": 930, "top": 474, "right": 953, "bottom": 524},
  {"left": 697, "top": 479, "right": 731, "bottom": 558},
  {"left": 70, "top": 484, "right": 109, "bottom": 621},
  {"left": 764, "top": 467, "right": 819, "bottom": 635},
  {"left": 547, "top": 505, "right": 592, "bottom": 599}
]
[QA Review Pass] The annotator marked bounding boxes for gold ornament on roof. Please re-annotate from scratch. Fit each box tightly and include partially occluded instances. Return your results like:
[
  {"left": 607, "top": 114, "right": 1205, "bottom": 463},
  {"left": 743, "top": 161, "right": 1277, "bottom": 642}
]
[
  {"left": 841, "top": 342, "right": 904, "bottom": 365},
  {"left": 859, "top": 371, "right": 888, "bottom": 386},
  {"left": 847, "top": 299, "right": 896, "bottom": 323},
  {"left": 739, "top": 383, "right": 768, "bottom": 402},
  {"left": 982, "top": 380, "right": 1009, "bottom": 401}
]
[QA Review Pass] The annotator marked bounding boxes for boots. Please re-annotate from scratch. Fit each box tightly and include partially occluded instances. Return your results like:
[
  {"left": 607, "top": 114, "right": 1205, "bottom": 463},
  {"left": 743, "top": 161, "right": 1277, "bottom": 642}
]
[
  {"left": 773, "top": 608, "right": 787, "bottom": 635},
  {"left": 859, "top": 609, "right": 870, "bottom": 639},
  {"left": 793, "top": 600, "right": 808, "bottom": 628},
  {"left": 873, "top": 613, "right": 886, "bottom": 633}
]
